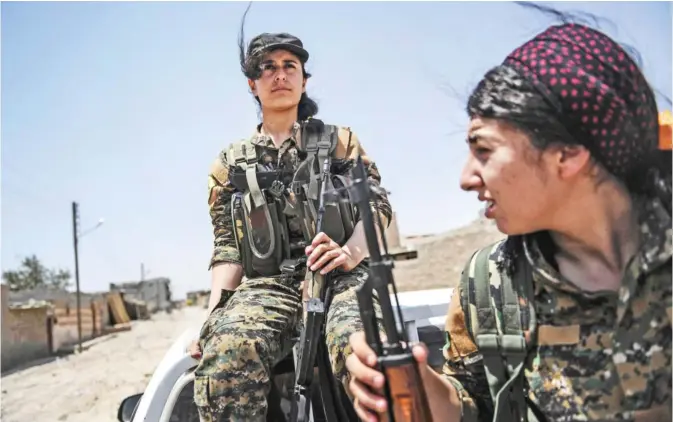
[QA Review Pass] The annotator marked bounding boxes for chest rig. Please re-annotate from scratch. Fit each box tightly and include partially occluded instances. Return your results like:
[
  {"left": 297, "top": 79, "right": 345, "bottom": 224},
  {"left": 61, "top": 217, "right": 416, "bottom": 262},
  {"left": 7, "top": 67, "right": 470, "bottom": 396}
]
[{"left": 226, "top": 119, "right": 358, "bottom": 280}]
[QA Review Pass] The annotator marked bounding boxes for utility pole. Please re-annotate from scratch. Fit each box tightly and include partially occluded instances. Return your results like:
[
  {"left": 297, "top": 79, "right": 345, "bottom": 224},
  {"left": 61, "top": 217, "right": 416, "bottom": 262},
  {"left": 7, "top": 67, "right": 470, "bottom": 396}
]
[
  {"left": 140, "top": 263, "right": 160, "bottom": 312},
  {"left": 72, "top": 201, "right": 82, "bottom": 353},
  {"left": 141, "top": 262, "right": 147, "bottom": 305},
  {"left": 71, "top": 203, "right": 104, "bottom": 354}
]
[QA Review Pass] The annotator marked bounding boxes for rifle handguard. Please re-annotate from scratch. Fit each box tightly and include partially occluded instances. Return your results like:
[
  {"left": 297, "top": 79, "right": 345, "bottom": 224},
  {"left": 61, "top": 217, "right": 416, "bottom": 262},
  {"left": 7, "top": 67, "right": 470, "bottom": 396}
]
[{"left": 379, "top": 353, "right": 433, "bottom": 422}]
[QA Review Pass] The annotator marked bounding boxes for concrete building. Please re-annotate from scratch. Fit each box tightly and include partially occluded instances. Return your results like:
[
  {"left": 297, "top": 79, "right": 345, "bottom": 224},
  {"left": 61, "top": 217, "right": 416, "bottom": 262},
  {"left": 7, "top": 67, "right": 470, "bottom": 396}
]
[
  {"left": 8, "top": 285, "right": 110, "bottom": 327},
  {"left": 110, "top": 277, "right": 172, "bottom": 314},
  {"left": 1, "top": 284, "right": 53, "bottom": 372}
]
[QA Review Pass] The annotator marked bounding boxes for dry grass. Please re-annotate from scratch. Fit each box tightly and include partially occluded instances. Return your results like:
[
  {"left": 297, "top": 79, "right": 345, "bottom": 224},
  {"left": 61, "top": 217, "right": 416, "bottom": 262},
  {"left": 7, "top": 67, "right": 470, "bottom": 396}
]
[{"left": 392, "top": 218, "right": 505, "bottom": 292}]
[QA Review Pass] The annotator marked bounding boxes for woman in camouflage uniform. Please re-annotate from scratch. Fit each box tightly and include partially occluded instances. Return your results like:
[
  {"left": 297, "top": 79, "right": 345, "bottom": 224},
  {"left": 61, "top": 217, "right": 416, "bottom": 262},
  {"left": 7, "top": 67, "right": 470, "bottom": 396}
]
[
  {"left": 346, "top": 6, "right": 671, "bottom": 422},
  {"left": 191, "top": 27, "right": 391, "bottom": 422}
]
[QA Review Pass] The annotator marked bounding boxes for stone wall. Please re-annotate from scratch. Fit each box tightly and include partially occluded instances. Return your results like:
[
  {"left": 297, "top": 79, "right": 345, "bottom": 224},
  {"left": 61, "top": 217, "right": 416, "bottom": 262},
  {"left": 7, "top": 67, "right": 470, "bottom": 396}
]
[{"left": 1, "top": 285, "right": 52, "bottom": 372}]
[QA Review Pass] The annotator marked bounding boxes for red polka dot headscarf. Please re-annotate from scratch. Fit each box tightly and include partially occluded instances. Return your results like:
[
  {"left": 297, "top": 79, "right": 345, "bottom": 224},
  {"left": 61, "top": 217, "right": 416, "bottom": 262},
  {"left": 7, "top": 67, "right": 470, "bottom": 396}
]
[{"left": 503, "top": 23, "right": 659, "bottom": 179}]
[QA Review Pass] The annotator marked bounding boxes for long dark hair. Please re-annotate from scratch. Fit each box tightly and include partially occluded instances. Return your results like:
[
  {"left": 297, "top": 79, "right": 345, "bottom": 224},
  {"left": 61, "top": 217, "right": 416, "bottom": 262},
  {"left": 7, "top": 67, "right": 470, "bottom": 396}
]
[
  {"left": 467, "top": 2, "right": 671, "bottom": 274},
  {"left": 236, "top": 3, "right": 319, "bottom": 121}
]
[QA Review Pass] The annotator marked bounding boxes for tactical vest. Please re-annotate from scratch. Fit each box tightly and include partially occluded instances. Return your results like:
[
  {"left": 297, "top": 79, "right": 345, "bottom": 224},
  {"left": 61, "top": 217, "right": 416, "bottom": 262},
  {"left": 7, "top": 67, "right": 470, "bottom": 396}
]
[
  {"left": 460, "top": 239, "right": 542, "bottom": 422},
  {"left": 225, "top": 119, "right": 358, "bottom": 280}
]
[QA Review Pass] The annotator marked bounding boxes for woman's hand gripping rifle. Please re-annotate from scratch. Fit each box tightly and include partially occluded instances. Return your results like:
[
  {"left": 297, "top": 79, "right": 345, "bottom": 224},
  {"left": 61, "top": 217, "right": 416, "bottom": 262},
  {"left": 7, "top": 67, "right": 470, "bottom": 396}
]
[
  {"left": 290, "top": 154, "right": 339, "bottom": 422},
  {"left": 326, "top": 155, "right": 433, "bottom": 422}
]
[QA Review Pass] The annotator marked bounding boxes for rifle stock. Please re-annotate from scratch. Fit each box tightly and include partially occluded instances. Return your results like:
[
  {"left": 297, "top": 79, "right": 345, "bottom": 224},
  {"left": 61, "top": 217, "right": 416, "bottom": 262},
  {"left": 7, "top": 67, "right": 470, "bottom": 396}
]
[{"left": 330, "top": 155, "right": 433, "bottom": 422}]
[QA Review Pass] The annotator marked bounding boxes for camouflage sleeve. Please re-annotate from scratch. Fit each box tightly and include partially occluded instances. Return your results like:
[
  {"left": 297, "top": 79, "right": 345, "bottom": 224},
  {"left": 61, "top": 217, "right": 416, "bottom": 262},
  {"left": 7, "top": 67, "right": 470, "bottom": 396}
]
[
  {"left": 442, "top": 285, "right": 493, "bottom": 422},
  {"left": 336, "top": 127, "right": 393, "bottom": 228},
  {"left": 207, "top": 150, "right": 241, "bottom": 270}
]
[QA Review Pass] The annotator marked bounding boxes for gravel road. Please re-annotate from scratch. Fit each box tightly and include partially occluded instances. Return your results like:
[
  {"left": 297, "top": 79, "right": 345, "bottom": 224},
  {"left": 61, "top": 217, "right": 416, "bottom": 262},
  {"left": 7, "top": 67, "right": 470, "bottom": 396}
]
[{"left": 1, "top": 306, "right": 204, "bottom": 422}]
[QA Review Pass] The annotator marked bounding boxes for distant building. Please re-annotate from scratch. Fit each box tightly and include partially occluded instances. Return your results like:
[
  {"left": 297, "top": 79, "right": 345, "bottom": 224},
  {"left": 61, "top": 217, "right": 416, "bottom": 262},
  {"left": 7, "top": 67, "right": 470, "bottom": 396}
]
[
  {"left": 186, "top": 289, "right": 210, "bottom": 308},
  {"left": 110, "top": 277, "right": 172, "bottom": 313}
]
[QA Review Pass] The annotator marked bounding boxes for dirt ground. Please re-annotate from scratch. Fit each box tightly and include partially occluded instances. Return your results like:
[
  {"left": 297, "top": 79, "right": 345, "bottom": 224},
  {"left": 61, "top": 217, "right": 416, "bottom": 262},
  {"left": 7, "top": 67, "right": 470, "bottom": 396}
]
[
  {"left": 0, "top": 217, "right": 502, "bottom": 422},
  {"left": 0, "top": 307, "right": 205, "bottom": 422}
]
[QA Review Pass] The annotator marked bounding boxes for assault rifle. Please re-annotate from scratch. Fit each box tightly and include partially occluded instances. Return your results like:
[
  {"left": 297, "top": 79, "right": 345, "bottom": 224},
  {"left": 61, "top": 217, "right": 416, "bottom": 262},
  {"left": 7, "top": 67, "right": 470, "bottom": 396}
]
[
  {"left": 290, "top": 152, "right": 354, "bottom": 422},
  {"left": 326, "top": 155, "right": 433, "bottom": 422}
]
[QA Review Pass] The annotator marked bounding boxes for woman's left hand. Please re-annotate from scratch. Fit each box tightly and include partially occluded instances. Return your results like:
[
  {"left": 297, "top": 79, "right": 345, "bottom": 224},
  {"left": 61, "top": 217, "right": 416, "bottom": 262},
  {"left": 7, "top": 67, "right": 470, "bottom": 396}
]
[{"left": 306, "top": 232, "right": 357, "bottom": 274}]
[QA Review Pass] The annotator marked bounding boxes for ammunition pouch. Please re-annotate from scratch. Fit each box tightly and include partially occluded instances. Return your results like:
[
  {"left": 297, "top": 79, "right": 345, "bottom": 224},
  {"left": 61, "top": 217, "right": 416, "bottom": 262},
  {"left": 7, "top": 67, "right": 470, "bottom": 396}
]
[
  {"left": 292, "top": 121, "right": 358, "bottom": 246},
  {"left": 226, "top": 120, "right": 359, "bottom": 280},
  {"left": 231, "top": 190, "right": 291, "bottom": 279},
  {"left": 293, "top": 165, "right": 357, "bottom": 246}
]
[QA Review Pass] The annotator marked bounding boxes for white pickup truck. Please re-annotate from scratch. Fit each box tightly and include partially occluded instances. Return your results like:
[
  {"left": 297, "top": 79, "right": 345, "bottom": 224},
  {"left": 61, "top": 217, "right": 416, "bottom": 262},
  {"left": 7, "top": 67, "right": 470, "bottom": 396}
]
[{"left": 116, "top": 287, "right": 453, "bottom": 422}]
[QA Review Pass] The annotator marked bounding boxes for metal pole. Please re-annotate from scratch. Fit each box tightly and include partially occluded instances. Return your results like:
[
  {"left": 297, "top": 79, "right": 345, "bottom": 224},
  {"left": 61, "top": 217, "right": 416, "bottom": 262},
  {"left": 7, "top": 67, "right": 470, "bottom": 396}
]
[
  {"left": 72, "top": 201, "right": 82, "bottom": 353},
  {"left": 140, "top": 263, "right": 146, "bottom": 309}
]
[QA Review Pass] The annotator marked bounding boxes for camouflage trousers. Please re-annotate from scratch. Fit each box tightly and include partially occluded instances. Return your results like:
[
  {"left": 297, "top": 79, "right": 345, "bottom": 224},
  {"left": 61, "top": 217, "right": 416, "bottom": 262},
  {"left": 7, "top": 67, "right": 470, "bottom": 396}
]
[{"left": 194, "top": 265, "right": 381, "bottom": 422}]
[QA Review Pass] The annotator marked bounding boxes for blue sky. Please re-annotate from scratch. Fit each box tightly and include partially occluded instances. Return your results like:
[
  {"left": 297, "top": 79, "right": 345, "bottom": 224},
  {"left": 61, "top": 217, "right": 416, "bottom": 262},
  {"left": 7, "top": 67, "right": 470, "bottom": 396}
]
[{"left": 2, "top": 1, "right": 671, "bottom": 299}]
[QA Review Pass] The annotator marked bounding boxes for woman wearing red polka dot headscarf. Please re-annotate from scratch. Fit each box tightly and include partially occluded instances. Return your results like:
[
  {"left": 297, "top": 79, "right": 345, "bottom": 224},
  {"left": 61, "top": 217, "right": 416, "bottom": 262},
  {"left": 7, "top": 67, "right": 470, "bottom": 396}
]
[{"left": 345, "top": 6, "right": 672, "bottom": 422}]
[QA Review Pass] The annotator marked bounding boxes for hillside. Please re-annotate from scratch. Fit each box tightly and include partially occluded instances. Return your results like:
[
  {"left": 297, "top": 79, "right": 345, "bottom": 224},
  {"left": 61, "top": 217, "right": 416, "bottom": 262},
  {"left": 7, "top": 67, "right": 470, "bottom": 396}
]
[{"left": 392, "top": 217, "right": 505, "bottom": 292}]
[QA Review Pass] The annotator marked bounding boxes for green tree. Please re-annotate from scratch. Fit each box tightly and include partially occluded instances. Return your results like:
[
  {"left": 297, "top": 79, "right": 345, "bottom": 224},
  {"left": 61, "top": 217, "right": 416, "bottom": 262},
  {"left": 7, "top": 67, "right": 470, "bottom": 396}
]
[{"left": 2, "top": 255, "right": 72, "bottom": 292}]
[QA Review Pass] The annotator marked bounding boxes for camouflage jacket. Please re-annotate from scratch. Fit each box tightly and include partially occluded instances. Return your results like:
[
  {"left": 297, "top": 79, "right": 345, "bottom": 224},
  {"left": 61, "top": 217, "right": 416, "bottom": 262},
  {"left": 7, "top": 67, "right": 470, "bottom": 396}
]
[
  {"left": 206, "top": 121, "right": 392, "bottom": 270},
  {"left": 443, "top": 197, "right": 672, "bottom": 422}
]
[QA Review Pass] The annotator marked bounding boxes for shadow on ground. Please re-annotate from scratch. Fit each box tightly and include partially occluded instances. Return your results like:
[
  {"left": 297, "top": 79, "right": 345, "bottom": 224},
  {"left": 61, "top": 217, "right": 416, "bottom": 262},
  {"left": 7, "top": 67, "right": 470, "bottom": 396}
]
[{"left": 0, "top": 333, "right": 119, "bottom": 377}]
